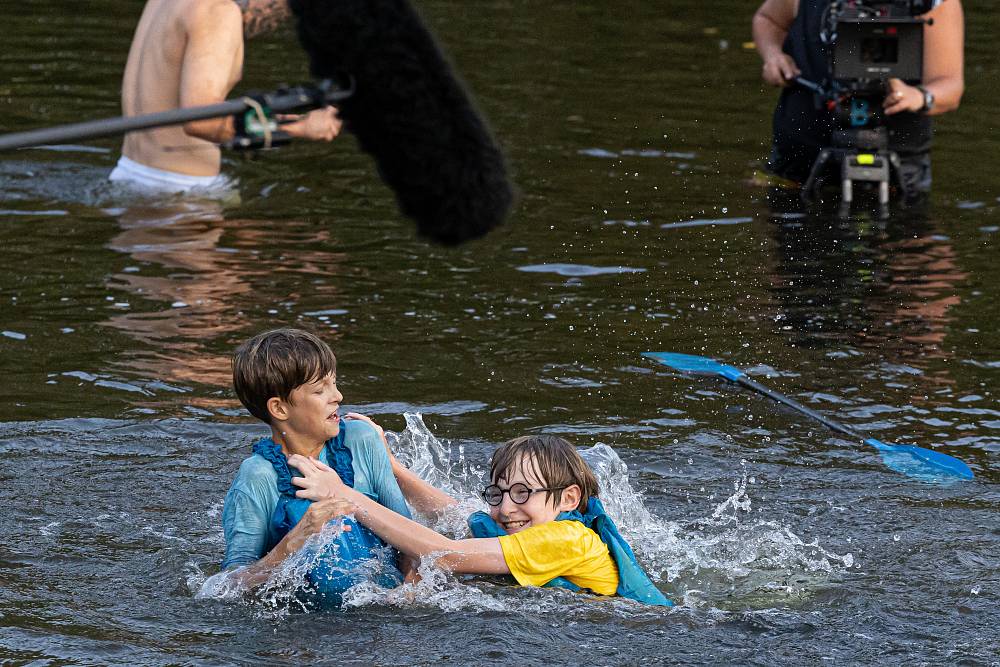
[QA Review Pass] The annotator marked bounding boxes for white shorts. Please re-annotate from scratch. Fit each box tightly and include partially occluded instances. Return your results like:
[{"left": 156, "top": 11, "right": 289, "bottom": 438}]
[{"left": 109, "top": 156, "right": 232, "bottom": 194}]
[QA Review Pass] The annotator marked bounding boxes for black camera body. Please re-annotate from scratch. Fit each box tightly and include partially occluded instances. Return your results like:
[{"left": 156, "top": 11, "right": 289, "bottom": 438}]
[
  {"left": 833, "top": 17, "right": 923, "bottom": 82},
  {"left": 829, "top": 0, "right": 937, "bottom": 85},
  {"left": 799, "top": 0, "right": 939, "bottom": 217}
]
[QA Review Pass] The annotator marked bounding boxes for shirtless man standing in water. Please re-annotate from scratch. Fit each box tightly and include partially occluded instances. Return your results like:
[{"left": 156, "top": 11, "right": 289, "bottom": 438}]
[{"left": 110, "top": 0, "right": 341, "bottom": 193}]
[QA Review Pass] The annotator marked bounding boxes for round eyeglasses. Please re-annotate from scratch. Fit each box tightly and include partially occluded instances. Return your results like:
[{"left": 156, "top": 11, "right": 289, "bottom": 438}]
[{"left": 480, "top": 483, "right": 565, "bottom": 506}]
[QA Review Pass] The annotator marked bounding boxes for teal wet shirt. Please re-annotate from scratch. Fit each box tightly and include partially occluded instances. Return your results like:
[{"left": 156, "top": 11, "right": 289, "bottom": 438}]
[{"left": 221, "top": 419, "right": 412, "bottom": 570}]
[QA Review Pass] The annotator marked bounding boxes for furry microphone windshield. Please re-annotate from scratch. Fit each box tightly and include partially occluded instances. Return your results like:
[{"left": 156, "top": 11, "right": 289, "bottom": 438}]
[{"left": 289, "top": 0, "right": 514, "bottom": 246}]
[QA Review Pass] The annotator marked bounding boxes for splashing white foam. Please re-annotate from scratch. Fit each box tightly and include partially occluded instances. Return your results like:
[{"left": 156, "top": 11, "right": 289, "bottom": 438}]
[
  {"left": 581, "top": 444, "right": 853, "bottom": 607},
  {"left": 385, "top": 412, "right": 488, "bottom": 537},
  {"left": 197, "top": 414, "right": 854, "bottom": 613},
  {"left": 195, "top": 518, "right": 401, "bottom": 617},
  {"left": 342, "top": 551, "right": 509, "bottom": 613}
]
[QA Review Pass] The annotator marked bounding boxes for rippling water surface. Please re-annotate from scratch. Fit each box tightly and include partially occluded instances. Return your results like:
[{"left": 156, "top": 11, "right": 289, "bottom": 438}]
[{"left": 0, "top": 0, "right": 997, "bottom": 664}]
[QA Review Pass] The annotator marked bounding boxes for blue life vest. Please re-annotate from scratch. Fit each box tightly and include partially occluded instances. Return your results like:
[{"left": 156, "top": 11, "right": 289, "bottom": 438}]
[
  {"left": 253, "top": 430, "right": 402, "bottom": 602},
  {"left": 468, "top": 497, "right": 673, "bottom": 606}
]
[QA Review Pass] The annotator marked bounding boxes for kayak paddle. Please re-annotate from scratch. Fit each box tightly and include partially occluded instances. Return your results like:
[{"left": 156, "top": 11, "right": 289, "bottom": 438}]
[{"left": 642, "top": 352, "right": 974, "bottom": 482}]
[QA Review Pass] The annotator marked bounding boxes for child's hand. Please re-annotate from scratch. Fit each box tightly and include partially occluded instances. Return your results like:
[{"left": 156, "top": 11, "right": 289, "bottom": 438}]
[
  {"left": 344, "top": 412, "right": 386, "bottom": 441},
  {"left": 289, "top": 454, "right": 346, "bottom": 500},
  {"left": 398, "top": 553, "right": 422, "bottom": 586},
  {"left": 283, "top": 497, "right": 355, "bottom": 553},
  {"left": 344, "top": 412, "right": 401, "bottom": 468},
  {"left": 299, "top": 497, "right": 355, "bottom": 533}
]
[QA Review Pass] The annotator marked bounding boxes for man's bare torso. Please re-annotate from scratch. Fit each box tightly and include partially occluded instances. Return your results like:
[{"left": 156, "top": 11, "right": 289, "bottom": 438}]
[{"left": 121, "top": 0, "right": 243, "bottom": 177}]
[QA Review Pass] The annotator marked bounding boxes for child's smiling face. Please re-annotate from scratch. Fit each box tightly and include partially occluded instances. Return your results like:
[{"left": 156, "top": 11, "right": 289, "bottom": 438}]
[{"left": 488, "top": 454, "right": 580, "bottom": 535}]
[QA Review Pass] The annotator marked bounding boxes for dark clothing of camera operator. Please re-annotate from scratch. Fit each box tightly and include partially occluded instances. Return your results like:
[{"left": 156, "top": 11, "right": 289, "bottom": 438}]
[{"left": 753, "top": 0, "right": 964, "bottom": 196}]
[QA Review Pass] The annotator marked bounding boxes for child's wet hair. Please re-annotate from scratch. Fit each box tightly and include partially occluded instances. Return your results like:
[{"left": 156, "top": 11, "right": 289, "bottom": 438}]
[
  {"left": 489, "top": 434, "right": 599, "bottom": 512},
  {"left": 232, "top": 328, "right": 337, "bottom": 423}
]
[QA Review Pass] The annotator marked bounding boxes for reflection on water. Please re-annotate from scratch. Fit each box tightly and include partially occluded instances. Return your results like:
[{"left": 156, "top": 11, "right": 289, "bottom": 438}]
[
  {"left": 765, "top": 192, "right": 966, "bottom": 371},
  {"left": 105, "top": 200, "right": 246, "bottom": 389},
  {"left": 102, "top": 199, "right": 351, "bottom": 401}
]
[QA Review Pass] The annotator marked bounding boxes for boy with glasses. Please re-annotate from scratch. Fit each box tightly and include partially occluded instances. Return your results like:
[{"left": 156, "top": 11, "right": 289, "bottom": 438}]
[{"left": 289, "top": 430, "right": 672, "bottom": 606}]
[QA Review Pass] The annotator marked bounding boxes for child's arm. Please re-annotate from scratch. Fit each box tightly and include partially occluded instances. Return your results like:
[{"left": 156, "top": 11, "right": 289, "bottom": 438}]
[
  {"left": 390, "top": 460, "right": 460, "bottom": 516},
  {"left": 289, "top": 454, "right": 508, "bottom": 575},
  {"left": 344, "top": 413, "right": 458, "bottom": 515}
]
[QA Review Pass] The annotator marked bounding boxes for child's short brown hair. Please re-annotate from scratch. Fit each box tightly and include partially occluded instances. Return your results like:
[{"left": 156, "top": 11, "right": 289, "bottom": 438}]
[
  {"left": 232, "top": 328, "right": 337, "bottom": 424},
  {"left": 488, "top": 434, "right": 599, "bottom": 512}
]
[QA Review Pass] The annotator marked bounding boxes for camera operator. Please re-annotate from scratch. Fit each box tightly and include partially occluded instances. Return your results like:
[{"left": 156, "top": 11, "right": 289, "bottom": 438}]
[{"left": 752, "top": 0, "right": 964, "bottom": 198}]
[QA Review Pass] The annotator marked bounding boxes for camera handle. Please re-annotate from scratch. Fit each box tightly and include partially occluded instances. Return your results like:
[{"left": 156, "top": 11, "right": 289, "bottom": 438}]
[{"left": 793, "top": 77, "right": 827, "bottom": 97}]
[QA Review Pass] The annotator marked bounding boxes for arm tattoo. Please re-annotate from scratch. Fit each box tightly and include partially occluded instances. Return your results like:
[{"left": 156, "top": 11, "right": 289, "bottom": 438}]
[{"left": 233, "top": 0, "right": 290, "bottom": 39}]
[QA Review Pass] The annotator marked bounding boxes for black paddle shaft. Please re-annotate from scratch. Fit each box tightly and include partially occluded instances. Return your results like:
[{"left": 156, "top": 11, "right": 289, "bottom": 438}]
[
  {"left": 0, "top": 84, "right": 351, "bottom": 152},
  {"left": 736, "top": 376, "right": 862, "bottom": 441}
]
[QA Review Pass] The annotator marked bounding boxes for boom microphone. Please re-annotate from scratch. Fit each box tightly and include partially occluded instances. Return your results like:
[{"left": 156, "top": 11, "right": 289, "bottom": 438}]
[{"left": 288, "top": 0, "right": 514, "bottom": 246}]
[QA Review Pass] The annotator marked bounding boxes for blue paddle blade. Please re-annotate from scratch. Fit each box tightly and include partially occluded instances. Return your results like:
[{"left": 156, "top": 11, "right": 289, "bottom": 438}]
[
  {"left": 642, "top": 352, "right": 745, "bottom": 381},
  {"left": 865, "top": 438, "right": 974, "bottom": 482},
  {"left": 643, "top": 351, "right": 974, "bottom": 483}
]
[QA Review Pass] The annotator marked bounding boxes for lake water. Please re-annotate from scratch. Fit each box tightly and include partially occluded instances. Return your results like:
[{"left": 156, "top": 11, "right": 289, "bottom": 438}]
[{"left": 0, "top": 0, "right": 997, "bottom": 664}]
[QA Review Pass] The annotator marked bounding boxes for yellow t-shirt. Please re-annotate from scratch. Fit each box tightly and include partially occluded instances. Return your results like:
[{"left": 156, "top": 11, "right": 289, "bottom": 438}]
[{"left": 497, "top": 520, "right": 619, "bottom": 596}]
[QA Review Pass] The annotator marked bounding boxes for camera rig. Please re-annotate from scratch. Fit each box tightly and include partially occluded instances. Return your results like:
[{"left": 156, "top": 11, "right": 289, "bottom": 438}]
[{"left": 797, "top": 0, "right": 939, "bottom": 218}]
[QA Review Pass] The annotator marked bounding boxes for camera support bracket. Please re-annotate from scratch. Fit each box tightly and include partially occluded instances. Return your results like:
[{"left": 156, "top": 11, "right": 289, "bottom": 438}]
[
  {"left": 801, "top": 127, "right": 905, "bottom": 220},
  {"left": 840, "top": 151, "right": 892, "bottom": 219}
]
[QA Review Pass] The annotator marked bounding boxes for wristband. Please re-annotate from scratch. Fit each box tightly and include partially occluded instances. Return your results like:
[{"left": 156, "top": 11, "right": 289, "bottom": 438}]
[
  {"left": 916, "top": 85, "right": 935, "bottom": 113},
  {"left": 227, "top": 96, "right": 291, "bottom": 151}
]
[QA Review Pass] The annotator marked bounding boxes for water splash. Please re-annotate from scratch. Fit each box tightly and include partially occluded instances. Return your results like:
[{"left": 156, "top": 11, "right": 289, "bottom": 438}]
[
  {"left": 343, "top": 552, "right": 509, "bottom": 613},
  {"left": 571, "top": 442, "right": 853, "bottom": 608},
  {"left": 382, "top": 417, "right": 852, "bottom": 611},
  {"left": 384, "top": 413, "right": 487, "bottom": 537},
  {"left": 196, "top": 519, "right": 401, "bottom": 617},
  {"left": 198, "top": 415, "right": 854, "bottom": 614},
  {"left": 585, "top": 448, "right": 854, "bottom": 608}
]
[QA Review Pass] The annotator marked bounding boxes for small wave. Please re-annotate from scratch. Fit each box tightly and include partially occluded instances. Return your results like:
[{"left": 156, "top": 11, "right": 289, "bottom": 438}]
[
  {"left": 359, "top": 400, "right": 488, "bottom": 417},
  {"left": 61, "top": 370, "right": 153, "bottom": 396},
  {"left": 26, "top": 144, "right": 111, "bottom": 154},
  {"left": 602, "top": 219, "right": 650, "bottom": 227},
  {"left": 579, "top": 445, "right": 853, "bottom": 608},
  {"left": 196, "top": 520, "right": 402, "bottom": 618},
  {"left": 517, "top": 263, "right": 646, "bottom": 277},
  {"left": 578, "top": 148, "right": 697, "bottom": 159},
  {"left": 0, "top": 209, "right": 69, "bottom": 216},
  {"left": 660, "top": 217, "right": 753, "bottom": 230},
  {"left": 303, "top": 309, "right": 349, "bottom": 317}
]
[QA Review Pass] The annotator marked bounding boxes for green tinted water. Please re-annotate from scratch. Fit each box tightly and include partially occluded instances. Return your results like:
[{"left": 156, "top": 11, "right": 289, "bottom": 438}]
[{"left": 0, "top": 1, "right": 997, "bottom": 664}]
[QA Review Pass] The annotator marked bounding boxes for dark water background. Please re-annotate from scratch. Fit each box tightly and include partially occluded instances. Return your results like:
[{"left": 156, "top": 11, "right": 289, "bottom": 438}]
[{"left": 0, "top": 0, "right": 997, "bottom": 664}]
